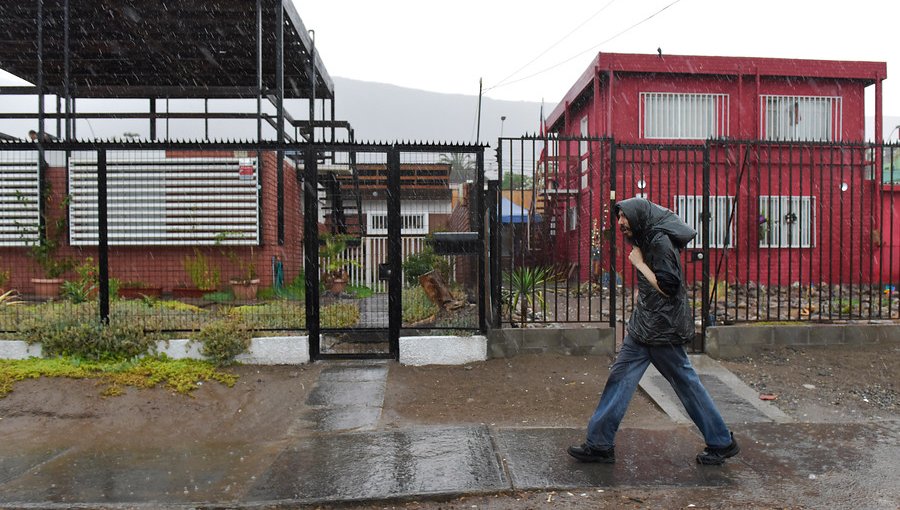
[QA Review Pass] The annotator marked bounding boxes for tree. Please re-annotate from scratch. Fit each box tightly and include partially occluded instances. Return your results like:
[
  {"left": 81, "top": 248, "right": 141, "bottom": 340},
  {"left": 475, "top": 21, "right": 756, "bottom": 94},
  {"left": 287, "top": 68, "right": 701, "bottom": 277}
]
[
  {"left": 500, "top": 172, "right": 533, "bottom": 190},
  {"left": 439, "top": 153, "right": 475, "bottom": 184}
]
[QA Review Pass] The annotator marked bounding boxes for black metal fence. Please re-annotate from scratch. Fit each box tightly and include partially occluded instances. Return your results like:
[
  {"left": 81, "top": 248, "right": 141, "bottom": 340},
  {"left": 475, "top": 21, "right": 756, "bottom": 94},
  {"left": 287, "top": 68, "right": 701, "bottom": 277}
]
[
  {"left": 493, "top": 136, "right": 900, "bottom": 343},
  {"left": 0, "top": 140, "right": 486, "bottom": 360}
]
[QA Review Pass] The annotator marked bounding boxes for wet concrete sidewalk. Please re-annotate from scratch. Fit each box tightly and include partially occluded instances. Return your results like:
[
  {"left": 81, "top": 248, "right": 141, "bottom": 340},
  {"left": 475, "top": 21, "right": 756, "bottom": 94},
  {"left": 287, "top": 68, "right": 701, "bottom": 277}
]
[{"left": 1, "top": 361, "right": 898, "bottom": 509}]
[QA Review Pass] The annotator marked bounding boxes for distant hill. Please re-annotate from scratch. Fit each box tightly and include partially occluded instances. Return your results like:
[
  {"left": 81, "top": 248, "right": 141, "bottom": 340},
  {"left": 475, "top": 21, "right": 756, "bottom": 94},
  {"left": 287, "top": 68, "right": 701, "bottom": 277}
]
[
  {"left": 334, "top": 77, "right": 543, "bottom": 145},
  {"left": 0, "top": 77, "right": 545, "bottom": 145}
]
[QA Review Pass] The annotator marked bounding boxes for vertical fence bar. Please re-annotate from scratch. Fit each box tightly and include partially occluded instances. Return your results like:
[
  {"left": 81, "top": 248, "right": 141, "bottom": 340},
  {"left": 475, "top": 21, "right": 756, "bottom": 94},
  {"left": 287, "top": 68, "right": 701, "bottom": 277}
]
[
  {"left": 387, "top": 145, "right": 401, "bottom": 358},
  {"left": 608, "top": 139, "right": 617, "bottom": 330},
  {"left": 304, "top": 147, "right": 320, "bottom": 359},
  {"left": 63, "top": 0, "right": 70, "bottom": 139},
  {"left": 809, "top": 144, "right": 816, "bottom": 319},
  {"left": 700, "top": 143, "right": 710, "bottom": 345},
  {"left": 475, "top": 149, "right": 486, "bottom": 333},
  {"left": 856, "top": 143, "right": 864, "bottom": 318},
  {"left": 828, "top": 144, "right": 837, "bottom": 320},
  {"left": 488, "top": 178, "right": 500, "bottom": 328},
  {"left": 869, "top": 142, "right": 877, "bottom": 319},
  {"left": 36, "top": 0, "right": 44, "bottom": 141},
  {"left": 890, "top": 145, "right": 897, "bottom": 318},
  {"left": 97, "top": 149, "right": 109, "bottom": 323},
  {"left": 276, "top": 0, "right": 285, "bottom": 245}
]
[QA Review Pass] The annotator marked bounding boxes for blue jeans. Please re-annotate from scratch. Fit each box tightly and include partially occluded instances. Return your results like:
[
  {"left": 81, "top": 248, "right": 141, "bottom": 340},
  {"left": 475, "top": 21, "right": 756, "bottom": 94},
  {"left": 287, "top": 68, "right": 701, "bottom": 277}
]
[{"left": 586, "top": 334, "right": 732, "bottom": 449}]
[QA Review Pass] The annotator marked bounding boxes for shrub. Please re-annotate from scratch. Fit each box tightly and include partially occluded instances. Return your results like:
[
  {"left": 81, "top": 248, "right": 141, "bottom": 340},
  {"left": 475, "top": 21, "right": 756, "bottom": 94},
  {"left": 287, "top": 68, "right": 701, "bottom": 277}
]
[
  {"left": 192, "top": 317, "right": 251, "bottom": 366},
  {"left": 231, "top": 301, "right": 306, "bottom": 330},
  {"left": 402, "top": 246, "right": 451, "bottom": 286},
  {"left": 20, "top": 316, "right": 158, "bottom": 361},
  {"left": 184, "top": 249, "right": 220, "bottom": 291}
]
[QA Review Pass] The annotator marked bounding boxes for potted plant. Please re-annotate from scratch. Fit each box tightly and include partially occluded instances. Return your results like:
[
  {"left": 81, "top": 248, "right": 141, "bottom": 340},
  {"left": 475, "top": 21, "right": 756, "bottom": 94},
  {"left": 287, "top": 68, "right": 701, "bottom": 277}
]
[
  {"left": 118, "top": 280, "right": 163, "bottom": 299},
  {"left": 174, "top": 249, "right": 220, "bottom": 298},
  {"left": 228, "top": 248, "right": 259, "bottom": 301},
  {"left": 27, "top": 182, "right": 74, "bottom": 298},
  {"left": 29, "top": 236, "right": 74, "bottom": 298},
  {"left": 214, "top": 232, "right": 260, "bottom": 301},
  {"left": 319, "top": 233, "right": 360, "bottom": 296}
]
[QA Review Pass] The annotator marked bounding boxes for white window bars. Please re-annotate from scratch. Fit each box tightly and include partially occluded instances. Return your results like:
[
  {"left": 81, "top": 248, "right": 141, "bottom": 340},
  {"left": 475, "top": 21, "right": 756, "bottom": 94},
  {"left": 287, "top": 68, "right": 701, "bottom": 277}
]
[
  {"left": 674, "top": 195, "right": 736, "bottom": 249},
  {"left": 760, "top": 95, "right": 842, "bottom": 142},
  {"left": 758, "top": 195, "right": 815, "bottom": 248},
  {"left": 0, "top": 156, "right": 40, "bottom": 246},
  {"left": 368, "top": 213, "right": 428, "bottom": 235},
  {"left": 640, "top": 92, "right": 730, "bottom": 140},
  {"left": 68, "top": 157, "right": 260, "bottom": 246}
]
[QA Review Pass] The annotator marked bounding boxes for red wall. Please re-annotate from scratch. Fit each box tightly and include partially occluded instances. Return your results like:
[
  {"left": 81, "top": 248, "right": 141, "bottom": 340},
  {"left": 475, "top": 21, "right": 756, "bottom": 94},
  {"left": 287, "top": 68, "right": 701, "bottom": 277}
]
[
  {"left": 547, "top": 143, "right": 891, "bottom": 286},
  {"left": 562, "top": 73, "right": 868, "bottom": 143},
  {"left": 0, "top": 151, "right": 304, "bottom": 296},
  {"left": 543, "top": 62, "right": 889, "bottom": 286}
]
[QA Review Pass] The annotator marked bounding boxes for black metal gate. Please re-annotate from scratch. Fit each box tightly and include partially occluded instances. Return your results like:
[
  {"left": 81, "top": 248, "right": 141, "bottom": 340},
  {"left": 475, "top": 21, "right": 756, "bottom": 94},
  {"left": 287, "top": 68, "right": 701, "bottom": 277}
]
[
  {"left": 303, "top": 142, "right": 486, "bottom": 360},
  {"left": 493, "top": 136, "right": 710, "bottom": 351}
]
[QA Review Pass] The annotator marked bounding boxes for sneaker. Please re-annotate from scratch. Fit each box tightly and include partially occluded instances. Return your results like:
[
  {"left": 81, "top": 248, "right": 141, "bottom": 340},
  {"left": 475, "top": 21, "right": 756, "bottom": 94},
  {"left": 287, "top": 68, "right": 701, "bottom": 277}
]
[
  {"left": 567, "top": 443, "right": 615, "bottom": 463},
  {"left": 696, "top": 432, "right": 740, "bottom": 465}
]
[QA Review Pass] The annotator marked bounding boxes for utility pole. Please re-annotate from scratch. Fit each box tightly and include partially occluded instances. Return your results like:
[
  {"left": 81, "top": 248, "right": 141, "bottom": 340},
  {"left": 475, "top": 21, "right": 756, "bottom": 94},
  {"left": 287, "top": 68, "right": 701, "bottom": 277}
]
[{"left": 475, "top": 78, "right": 483, "bottom": 143}]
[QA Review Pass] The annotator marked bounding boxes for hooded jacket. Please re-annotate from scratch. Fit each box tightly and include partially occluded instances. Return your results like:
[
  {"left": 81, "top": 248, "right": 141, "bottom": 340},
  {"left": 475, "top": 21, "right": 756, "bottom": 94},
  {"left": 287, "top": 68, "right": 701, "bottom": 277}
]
[{"left": 615, "top": 197, "right": 696, "bottom": 345}]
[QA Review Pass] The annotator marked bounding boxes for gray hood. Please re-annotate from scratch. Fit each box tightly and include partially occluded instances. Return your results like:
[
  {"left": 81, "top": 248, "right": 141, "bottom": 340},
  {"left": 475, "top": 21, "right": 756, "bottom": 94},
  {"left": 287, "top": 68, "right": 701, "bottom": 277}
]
[{"left": 614, "top": 197, "right": 696, "bottom": 250}]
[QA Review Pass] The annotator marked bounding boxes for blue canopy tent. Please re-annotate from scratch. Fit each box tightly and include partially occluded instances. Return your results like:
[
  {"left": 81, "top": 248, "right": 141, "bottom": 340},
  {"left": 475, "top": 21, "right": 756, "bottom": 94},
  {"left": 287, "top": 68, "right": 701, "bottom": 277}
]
[{"left": 499, "top": 196, "right": 541, "bottom": 224}]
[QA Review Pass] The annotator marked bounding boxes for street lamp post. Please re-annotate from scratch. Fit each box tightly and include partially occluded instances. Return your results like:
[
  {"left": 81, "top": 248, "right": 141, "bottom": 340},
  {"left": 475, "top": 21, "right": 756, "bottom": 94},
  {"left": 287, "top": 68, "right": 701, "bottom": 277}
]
[
  {"left": 888, "top": 124, "right": 900, "bottom": 142},
  {"left": 500, "top": 115, "right": 507, "bottom": 138}
]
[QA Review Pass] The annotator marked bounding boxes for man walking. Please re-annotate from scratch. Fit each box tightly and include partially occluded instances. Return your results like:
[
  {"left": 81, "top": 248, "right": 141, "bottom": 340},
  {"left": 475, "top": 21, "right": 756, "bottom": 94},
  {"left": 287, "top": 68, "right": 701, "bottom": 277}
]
[{"left": 568, "top": 197, "right": 740, "bottom": 465}]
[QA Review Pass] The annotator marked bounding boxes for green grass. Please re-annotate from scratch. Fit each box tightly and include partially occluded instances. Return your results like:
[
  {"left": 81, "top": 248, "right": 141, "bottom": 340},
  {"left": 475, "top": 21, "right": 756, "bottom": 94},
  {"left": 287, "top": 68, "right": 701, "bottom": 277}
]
[
  {"left": 321, "top": 302, "right": 361, "bottom": 328},
  {"left": 0, "top": 356, "right": 237, "bottom": 399},
  {"left": 346, "top": 285, "right": 374, "bottom": 299},
  {"left": 403, "top": 286, "right": 439, "bottom": 324}
]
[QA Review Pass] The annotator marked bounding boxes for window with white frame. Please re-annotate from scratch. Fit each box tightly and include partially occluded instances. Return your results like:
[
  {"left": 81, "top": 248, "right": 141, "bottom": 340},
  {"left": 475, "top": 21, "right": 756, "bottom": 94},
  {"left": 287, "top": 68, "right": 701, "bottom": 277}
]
[
  {"left": 580, "top": 116, "right": 589, "bottom": 189},
  {"left": 68, "top": 157, "right": 260, "bottom": 246},
  {"left": 0, "top": 157, "right": 41, "bottom": 246},
  {"left": 640, "top": 92, "right": 729, "bottom": 140},
  {"left": 368, "top": 212, "right": 427, "bottom": 234},
  {"left": 674, "top": 195, "right": 735, "bottom": 249},
  {"left": 760, "top": 95, "right": 842, "bottom": 142},
  {"left": 759, "top": 195, "right": 815, "bottom": 248}
]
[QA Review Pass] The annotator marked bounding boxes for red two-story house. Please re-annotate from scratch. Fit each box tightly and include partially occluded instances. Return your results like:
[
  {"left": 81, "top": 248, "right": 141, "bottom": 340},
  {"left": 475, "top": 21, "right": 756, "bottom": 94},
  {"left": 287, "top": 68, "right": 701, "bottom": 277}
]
[{"left": 543, "top": 53, "right": 894, "bottom": 285}]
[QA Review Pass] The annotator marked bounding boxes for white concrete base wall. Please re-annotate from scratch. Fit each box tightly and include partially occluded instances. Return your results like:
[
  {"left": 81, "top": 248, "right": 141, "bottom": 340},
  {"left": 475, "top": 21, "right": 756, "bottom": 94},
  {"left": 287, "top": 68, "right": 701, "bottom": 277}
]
[
  {"left": 235, "top": 336, "right": 310, "bottom": 365},
  {"left": 0, "top": 336, "right": 310, "bottom": 365},
  {"left": 399, "top": 335, "right": 487, "bottom": 366},
  {"left": 157, "top": 339, "right": 205, "bottom": 360},
  {"left": 0, "top": 340, "right": 42, "bottom": 360}
]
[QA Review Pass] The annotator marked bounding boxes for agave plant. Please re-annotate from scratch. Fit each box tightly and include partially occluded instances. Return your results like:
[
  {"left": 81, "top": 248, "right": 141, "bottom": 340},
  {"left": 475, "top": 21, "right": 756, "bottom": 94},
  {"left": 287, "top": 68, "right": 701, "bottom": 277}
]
[
  {"left": 0, "top": 289, "right": 24, "bottom": 307},
  {"left": 503, "top": 265, "right": 560, "bottom": 327}
]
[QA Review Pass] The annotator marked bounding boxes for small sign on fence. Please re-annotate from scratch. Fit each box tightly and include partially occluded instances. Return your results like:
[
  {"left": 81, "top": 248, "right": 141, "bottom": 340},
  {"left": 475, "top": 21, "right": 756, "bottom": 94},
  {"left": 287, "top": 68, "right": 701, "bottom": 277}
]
[{"left": 238, "top": 158, "right": 255, "bottom": 180}]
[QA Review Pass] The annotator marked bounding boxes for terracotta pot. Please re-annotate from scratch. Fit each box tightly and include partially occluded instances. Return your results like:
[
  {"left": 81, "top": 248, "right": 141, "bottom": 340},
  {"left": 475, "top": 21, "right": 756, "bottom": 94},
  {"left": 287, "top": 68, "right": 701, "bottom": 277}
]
[
  {"left": 172, "top": 287, "right": 209, "bottom": 299},
  {"left": 230, "top": 279, "right": 259, "bottom": 301},
  {"left": 328, "top": 277, "right": 348, "bottom": 296},
  {"left": 118, "top": 287, "right": 163, "bottom": 299},
  {"left": 31, "top": 278, "right": 64, "bottom": 299}
]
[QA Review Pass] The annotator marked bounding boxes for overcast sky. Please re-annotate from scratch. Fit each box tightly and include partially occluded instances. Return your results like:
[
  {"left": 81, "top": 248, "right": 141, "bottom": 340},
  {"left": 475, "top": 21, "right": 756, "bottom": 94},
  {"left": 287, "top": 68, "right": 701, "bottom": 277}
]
[
  {"left": 1, "top": 0, "right": 898, "bottom": 138},
  {"left": 298, "top": 0, "right": 900, "bottom": 120}
]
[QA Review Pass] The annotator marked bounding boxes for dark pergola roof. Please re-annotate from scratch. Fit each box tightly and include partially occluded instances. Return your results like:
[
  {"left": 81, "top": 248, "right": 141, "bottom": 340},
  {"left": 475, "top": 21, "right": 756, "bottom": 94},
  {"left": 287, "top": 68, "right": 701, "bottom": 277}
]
[{"left": 0, "top": 0, "right": 333, "bottom": 99}]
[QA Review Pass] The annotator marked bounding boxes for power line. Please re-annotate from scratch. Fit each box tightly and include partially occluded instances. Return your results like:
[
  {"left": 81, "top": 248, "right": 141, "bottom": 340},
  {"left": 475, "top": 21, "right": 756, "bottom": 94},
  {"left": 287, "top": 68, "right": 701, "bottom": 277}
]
[
  {"left": 488, "top": 0, "right": 683, "bottom": 92},
  {"left": 488, "top": 0, "right": 617, "bottom": 92}
]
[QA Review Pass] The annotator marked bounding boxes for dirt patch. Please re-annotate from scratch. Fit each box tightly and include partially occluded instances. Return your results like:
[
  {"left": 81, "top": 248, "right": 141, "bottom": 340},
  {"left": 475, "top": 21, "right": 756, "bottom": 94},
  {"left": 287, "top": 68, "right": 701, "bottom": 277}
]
[
  {"left": 0, "top": 364, "right": 322, "bottom": 447},
  {"left": 382, "top": 353, "right": 667, "bottom": 429},
  {"left": 720, "top": 342, "right": 900, "bottom": 422}
]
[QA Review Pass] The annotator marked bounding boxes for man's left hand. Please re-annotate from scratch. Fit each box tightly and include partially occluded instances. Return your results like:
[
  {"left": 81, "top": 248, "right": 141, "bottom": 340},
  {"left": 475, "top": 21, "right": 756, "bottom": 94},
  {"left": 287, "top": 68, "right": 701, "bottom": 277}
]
[{"left": 628, "top": 247, "right": 644, "bottom": 266}]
